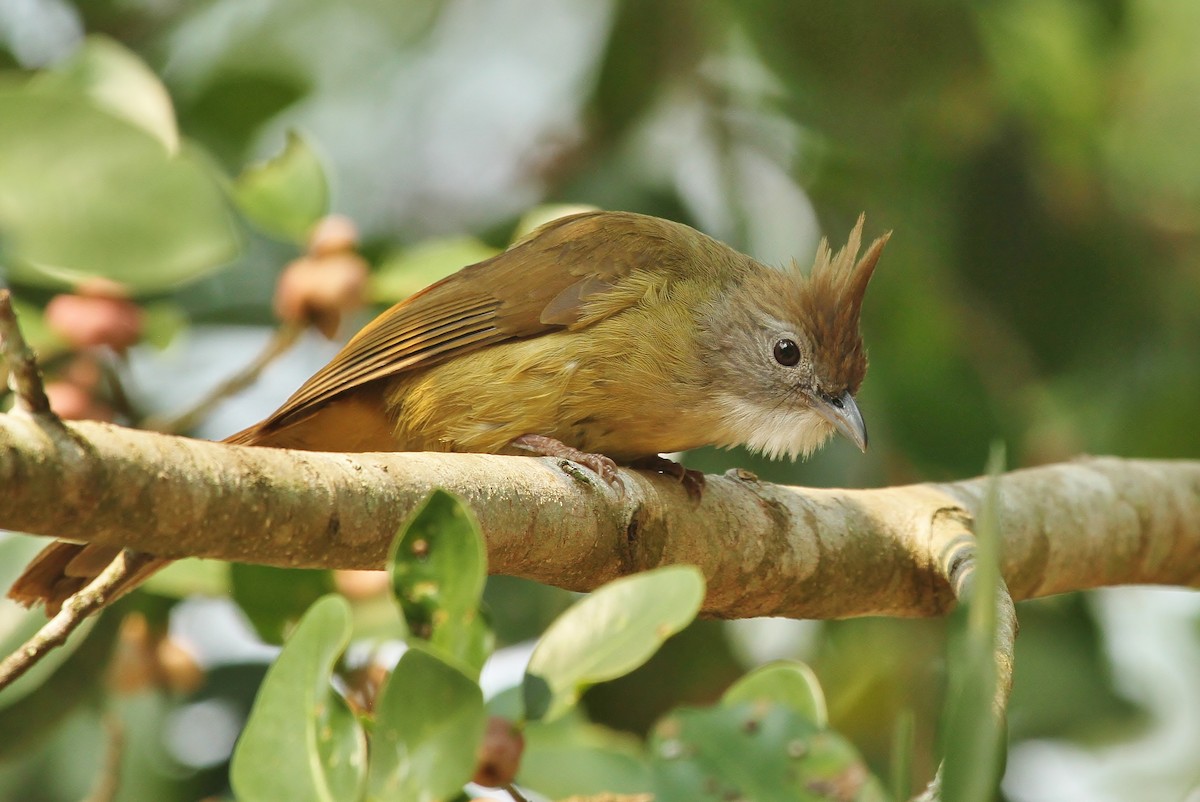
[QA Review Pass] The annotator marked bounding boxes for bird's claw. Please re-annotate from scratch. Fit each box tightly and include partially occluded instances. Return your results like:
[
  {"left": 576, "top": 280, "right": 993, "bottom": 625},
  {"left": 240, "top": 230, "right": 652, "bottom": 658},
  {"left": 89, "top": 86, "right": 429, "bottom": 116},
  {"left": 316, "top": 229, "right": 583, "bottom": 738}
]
[{"left": 511, "top": 434, "right": 625, "bottom": 494}]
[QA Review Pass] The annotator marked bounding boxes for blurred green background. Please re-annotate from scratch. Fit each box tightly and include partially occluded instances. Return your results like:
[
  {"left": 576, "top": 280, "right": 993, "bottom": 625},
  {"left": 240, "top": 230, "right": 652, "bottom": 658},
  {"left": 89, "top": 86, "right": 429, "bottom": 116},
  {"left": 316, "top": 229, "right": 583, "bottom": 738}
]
[{"left": 1, "top": 0, "right": 1198, "bottom": 800}]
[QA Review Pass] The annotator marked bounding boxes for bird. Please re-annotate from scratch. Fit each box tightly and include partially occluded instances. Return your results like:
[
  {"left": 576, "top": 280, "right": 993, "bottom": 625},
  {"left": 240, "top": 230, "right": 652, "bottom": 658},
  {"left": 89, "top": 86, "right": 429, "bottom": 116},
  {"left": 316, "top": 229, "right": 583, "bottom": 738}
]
[{"left": 8, "top": 210, "right": 889, "bottom": 614}]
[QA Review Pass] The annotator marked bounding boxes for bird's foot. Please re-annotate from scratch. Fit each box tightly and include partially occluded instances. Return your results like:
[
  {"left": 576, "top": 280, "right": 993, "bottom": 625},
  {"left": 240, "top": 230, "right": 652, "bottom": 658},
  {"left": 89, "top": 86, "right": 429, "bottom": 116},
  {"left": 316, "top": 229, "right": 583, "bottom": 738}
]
[
  {"left": 630, "top": 455, "right": 706, "bottom": 501},
  {"left": 511, "top": 434, "right": 624, "bottom": 493}
]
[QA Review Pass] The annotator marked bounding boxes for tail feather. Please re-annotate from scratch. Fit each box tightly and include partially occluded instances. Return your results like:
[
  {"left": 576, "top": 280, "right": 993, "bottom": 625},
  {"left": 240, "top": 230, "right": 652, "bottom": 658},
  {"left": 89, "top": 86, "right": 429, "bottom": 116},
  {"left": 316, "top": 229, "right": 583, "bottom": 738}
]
[
  {"left": 7, "top": 542, "right": 168, "bottom": 615},
  {"left": 6, "top": 421, "right": 271, "bottom": 615},
  {"left": 7, "top": 541, "right": 99, "bottom": 610},
  {"left": 8, "top": 392, "right": 389, "bottom": 615}
]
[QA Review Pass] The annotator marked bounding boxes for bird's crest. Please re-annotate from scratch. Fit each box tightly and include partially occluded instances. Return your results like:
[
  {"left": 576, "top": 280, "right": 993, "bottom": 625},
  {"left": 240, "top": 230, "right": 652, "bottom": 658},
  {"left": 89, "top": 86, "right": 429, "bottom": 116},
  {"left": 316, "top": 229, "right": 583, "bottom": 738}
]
[{"left": 763, "top": 215, "right": 890, "bottom": 393}]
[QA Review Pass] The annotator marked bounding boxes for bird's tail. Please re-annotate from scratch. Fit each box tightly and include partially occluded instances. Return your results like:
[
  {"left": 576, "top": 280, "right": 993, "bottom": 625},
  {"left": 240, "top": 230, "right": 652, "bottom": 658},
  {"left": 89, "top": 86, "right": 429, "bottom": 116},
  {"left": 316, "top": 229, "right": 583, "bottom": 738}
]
[
  {"left": 7, "top": 424, "right": 269, "bottom": 615},
  {"left": 7, "top": 394, "right": 384, "bottom": 614},
  {"left": 7, "top": 542, "right": 169, "bottom": 616}
]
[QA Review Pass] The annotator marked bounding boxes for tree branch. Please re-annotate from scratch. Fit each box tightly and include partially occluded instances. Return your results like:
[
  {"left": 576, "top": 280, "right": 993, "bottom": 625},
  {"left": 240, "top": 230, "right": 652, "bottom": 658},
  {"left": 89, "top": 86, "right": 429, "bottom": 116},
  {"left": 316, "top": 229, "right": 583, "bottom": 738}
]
[
  {"left": 1, "top": 415, "right": 1197, "bottom": 619},
  {"left": 0, "top": 549, "right": 159, "bottom": 688},
  {"left": 0, "top": 289, "right": 58, "bottom": 420}
]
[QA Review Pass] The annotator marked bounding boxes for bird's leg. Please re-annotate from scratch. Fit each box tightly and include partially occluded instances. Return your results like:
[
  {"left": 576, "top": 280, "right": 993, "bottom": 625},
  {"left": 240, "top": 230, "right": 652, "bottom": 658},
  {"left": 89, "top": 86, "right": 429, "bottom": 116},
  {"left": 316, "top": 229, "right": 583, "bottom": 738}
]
[
  {"left": 630, "top": 454, "right": 705, "bottom": 500},
  {"left": 510, "top": 434, "right": 623, "bottom": 492}
]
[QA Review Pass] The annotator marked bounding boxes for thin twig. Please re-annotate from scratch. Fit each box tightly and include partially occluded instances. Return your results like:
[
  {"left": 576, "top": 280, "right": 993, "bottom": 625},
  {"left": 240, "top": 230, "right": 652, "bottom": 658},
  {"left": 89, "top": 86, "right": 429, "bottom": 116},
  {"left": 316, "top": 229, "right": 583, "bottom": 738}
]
[
  {"left": 0, "top": 288, "right": 58, "bottom": 420},
  {"left": 83, "top": 711, "right": 126, "bottom": 802},
  {"left": 504, "top": 784, "right": 531, "bottom": 802},
  {"left": 144, "top": 321, "right": 304, "bottom": 434},
  {"left": 0, "top": 550, "right": 159, "bottom": 693},
  {"left": 99, "top": 354, "right": 138, "bottom": 423}
]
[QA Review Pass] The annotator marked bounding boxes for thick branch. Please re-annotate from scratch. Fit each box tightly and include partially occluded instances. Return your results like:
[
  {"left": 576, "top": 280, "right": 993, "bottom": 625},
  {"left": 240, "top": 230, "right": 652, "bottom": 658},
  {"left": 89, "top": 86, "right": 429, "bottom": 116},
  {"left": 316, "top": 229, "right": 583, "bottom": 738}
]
[{"left": 1, "top": 415, "right": 1197, "bottom": 619}]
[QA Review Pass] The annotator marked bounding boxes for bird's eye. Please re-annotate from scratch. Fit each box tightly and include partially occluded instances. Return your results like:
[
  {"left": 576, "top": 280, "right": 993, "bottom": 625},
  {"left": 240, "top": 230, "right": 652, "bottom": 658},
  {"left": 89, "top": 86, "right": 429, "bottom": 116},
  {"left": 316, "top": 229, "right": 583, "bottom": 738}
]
[{"left": 773, "top": 338, "right": 801, "bottom": 367}]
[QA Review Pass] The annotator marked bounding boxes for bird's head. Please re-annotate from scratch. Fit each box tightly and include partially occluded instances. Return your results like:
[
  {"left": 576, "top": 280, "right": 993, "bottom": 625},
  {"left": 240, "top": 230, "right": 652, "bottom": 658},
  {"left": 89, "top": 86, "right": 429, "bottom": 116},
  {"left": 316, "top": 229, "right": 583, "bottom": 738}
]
[{"left": 705, "top": 216, "right": 890, "bottom": 460}]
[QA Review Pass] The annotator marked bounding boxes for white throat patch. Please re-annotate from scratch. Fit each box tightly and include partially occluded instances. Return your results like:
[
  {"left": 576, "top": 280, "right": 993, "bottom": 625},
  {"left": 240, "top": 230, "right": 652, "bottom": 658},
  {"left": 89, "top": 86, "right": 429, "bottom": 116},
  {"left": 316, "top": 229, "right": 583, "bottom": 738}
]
[{"left": 714, "top": 395, "right": 835, "bottom": 461}]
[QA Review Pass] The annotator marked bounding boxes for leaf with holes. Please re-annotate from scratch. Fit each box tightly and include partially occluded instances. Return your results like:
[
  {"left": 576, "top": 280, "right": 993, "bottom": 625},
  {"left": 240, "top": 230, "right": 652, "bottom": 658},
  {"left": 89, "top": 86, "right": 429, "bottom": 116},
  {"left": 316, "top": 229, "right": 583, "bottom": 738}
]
[
  {"left": 721, "top": 661, "right": 828, "bottom": 728},
  {"left": 649, "top": 703, "right": 887, "bottom": 802},
  {"left": 389, "top": 490, "right": 492, "bottom": 675},
  {"left": 234, "top": 131, "right": 329, "bottom": 243}
]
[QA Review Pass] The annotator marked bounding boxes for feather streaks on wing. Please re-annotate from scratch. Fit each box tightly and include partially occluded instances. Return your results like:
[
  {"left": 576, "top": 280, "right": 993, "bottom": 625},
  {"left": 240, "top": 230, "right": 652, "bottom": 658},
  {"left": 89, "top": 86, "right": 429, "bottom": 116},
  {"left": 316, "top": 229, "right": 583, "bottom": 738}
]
[
  {"left": 252, "top": 211, "right": 714, "bottom": 432},
  {"left": 262, "top": 296, "right": 501, "bottom": 428}
]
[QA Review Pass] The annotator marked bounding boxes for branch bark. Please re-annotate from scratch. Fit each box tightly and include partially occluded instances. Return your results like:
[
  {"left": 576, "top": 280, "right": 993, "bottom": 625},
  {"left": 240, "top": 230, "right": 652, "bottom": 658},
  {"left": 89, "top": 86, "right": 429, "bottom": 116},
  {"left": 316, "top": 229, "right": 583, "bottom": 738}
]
[{"left": 1, "top": 414, "right": 1197, "bottom": 619}]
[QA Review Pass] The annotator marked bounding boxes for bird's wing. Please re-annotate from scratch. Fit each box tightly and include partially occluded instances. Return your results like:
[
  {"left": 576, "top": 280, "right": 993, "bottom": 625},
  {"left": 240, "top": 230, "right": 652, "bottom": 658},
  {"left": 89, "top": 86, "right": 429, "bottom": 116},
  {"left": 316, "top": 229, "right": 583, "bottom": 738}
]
[{"left": 250, "top": 211, "right": 696, "bottom": 432}]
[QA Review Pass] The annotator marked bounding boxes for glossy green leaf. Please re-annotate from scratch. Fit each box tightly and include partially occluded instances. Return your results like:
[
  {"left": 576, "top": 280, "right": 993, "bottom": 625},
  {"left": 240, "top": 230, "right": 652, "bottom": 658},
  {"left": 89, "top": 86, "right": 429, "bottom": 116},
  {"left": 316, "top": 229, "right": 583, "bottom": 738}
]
[
  {"left": 0, "top": 89, "right": 240, "bottom": 293},
  {"left": 230, "top": 564, "right": 337, "bottom": 645},
  {"left": 233, "top": 131, "right": 329, "bottom": 243},
  {"left": 389, "top": 490, "right": 492, "bottom": 674},
  {"left": 523, "top": 565, "right": 704, "bottom": 722},
  {"left": 367, "top": 646, "right": 486, "bottom": 802},
  {"left": 231, "top": 595, "right": 366, "bottom": 802},
  {"left": 649, "top": 703, "right": 888, "bottom": 802},
  {"left": 721, "top": 661, "right": 828, "bottom": 728},
  {"left": 370, "top": 237, "right": 499, "bottom": 303},
  {"left": 34, "top": 36, "right": 179, "bottom": 153}
]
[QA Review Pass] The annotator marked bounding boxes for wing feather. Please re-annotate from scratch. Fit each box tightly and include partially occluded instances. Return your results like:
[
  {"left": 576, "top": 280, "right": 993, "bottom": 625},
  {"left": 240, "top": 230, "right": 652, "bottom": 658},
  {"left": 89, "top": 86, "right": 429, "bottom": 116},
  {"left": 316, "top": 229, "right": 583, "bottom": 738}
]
[{"left": 250, "top": 211, "right": 710, "bottom": 433}]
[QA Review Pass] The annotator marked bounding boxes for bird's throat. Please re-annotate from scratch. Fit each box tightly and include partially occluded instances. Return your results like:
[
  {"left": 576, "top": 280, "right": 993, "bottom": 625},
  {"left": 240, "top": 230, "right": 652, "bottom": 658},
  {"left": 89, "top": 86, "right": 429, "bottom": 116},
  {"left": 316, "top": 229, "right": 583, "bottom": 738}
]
[{"left": 711, "top": 396, "right": 835, "bottom": 461}]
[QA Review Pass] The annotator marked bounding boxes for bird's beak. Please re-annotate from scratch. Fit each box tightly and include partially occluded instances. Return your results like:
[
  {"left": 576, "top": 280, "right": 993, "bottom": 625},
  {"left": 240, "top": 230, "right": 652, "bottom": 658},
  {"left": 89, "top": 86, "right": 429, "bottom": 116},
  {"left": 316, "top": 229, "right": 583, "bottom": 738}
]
[{"left": 812, "top": 391, "right": 868, "bottom": 453}]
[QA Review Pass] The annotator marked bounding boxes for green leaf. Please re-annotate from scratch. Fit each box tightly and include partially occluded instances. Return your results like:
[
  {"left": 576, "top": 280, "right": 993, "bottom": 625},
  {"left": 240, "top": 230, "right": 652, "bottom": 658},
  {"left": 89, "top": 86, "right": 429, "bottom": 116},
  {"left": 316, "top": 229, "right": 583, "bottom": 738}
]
[
  {"left": 519, "top": 712, "right": 653, "bottom": 799},
  {"left": 367, "top": 646, "right": 486, "bottom": 802},
  {"left": 0, "top": 612, "right": 121, "bottom": 761},
  {"left": 649, "top": 703, "right": 888, "bottom": 802},
  {"left": 233, "top": 131, "right": 330, "bottom": 243},
  {"left": 721, "top": 661, "right": 828, "bottom": 728},
  {"left": 0, "top": 89, "right": 240, "bottom": 293},
  {"left": 138, "top": 557, "right": 229, "bottom": 599},
  {"left": 139, "top": 300, "right": 189, "bottom": 350},
  {"left": 230, "top": 564, "right": 337, "bottom": 645},
  {"left": 0, "top": 537, "right": 123, "bottom": 759},
  {"left": 4, "top": 297, "right": 66, "bottom": 357},
  {"left": 511, "top": 204, "right": 598, "bottom": 241},
  {"left": 231, "top": 595, "right": 366, "bottom": 802},
  {"left": 0, "top": 537, "right": 99, "bottom": 712},
  {"left": 1006, "top": 594, "right": 1140, "bottom": 739},
  {"left": 389, "top": 490, "right": 492, "bottom": 674},
  {"left": 940, "top": 444, "right": 1008, "bottom": 802},
  {"left": 34, "top": 36, "right": 179, "bottom": 153},
  {"left": 370, "top": 237, "right": 499, "bottom": 303},
  {"left": 523, "top": 565, "right": 704, "bottom": 722},
  {"left": 890, "top": 710, "right": 916, "bottom": 802}
]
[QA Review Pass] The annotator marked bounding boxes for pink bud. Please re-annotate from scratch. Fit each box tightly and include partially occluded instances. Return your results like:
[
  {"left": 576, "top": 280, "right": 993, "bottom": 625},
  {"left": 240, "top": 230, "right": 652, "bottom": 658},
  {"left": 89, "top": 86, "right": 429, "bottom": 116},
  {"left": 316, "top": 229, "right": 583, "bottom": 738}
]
[
  {"left": 43, "top": 381, "right": 114, "bottom": 421},
  {"left": 45, "top": 294, "right": 143, "bottom": 351},
  {"left": 273, "top": 252, "right": 369, "bottom": 338},
  {"left": 308, "top": 214, "right": 360, "bottom": 258}
]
